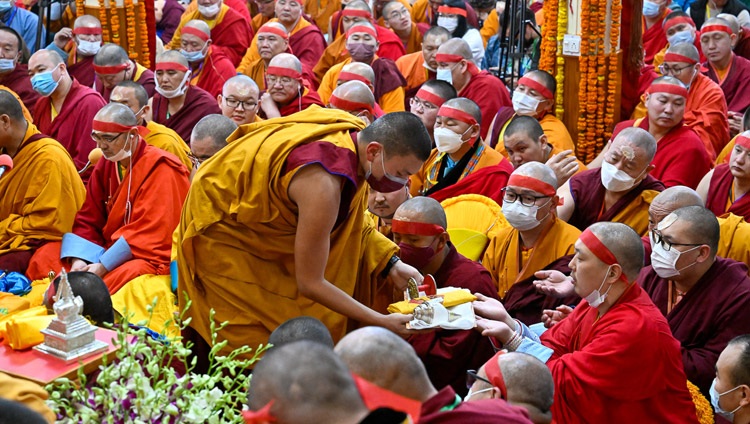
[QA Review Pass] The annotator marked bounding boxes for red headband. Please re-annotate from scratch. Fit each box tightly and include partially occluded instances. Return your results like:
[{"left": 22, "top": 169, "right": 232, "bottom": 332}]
[
  {"left": 736, "top": 135, "right": 750, "bottom": 150},
  {"left": 242, "top": 400, "right": 276, "bottom": 423},
  {"left": 347, "top": 24, "right": 377, "bottom": 38},
  {"left": 93, "top": 63, "right": 129, "bottom": 75},
  {"left": 663, "top": 52, "right": 697, "bottom": 65},
  {"left": 92, "top": 120, "right": 150, "bottom": 138},
  {"left": 266, "top": 66, "right": 302, "bottom": 79},
  {"left": 341, "top": 9, "right": 372, "bottom": 18},
  {"left": 415, "top": 88, "right": 446, "bottom": 107},
  {"left": 506, "top": 174, "right": 556, "bottom": 197},
  {"left": 701, "top": 24, "right": 733, "bottom": 35},
  {"left": 329, "top": 94, "right": 374, "bottom": 114},
  {"left": 258, "top": 25, "right": 289, "bottom": 40},
  {"left": 437, "top": 5, "right": 467, "bottom": 16},
  {"left": 437, "top": 105, "right": 478, "bottom": 126},
  {"left": 392, "top": 219, "right": 445, "bottom": 236},
  {"left": 484, "top": 351, "right": 508, "bottom": 401},
  {"left": 580, "top": 228, "right": 628, "bottom": 282},
  {"left": 517, "top": 76, "right": 553, "bottom": 100},
  {"left": 155, "top": 62, "right": 189, "bottom": 72},
  {"left": 435, "top": 53, "right": 464, "bottom": 63},
  {"left": 338, "top": 71, "right": 371, "bottom": 85},
  {"left": 73, "top": 27, "right": 102, "bottom": 35},
  {"left": 182, "top": 26, "right": 210, "bottom": 42},
  {"left": 663, "top": 16, "right": 695, "bottom": 32},
  {"left": 648, "top": 83, "right": 688, "bottom": 97}
]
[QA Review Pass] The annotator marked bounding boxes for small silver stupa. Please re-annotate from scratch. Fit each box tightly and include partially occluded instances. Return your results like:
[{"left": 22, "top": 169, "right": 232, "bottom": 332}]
[{"left": 34, "top": 269, "right": 108, "bottom": 362}]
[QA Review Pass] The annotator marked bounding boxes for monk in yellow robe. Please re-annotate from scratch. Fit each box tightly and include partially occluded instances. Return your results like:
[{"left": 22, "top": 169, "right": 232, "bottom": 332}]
[
  {"left": 236, "top": 23, "right": 291, "bottom": 87},
  {"left": 0, "top": 92, "right": 85, "bottom": 278},
  {"left": 381, "top": 1, "right": 429, "bottom": 54},
  {"left": 396, "top": 27, "right": 451, "bottom": 106},
  {"left": 0, "top": 86, "right": 32, "bottom": 122},
  {"left": 174, "top": 108, "right": 432, "bottom": 367},
  {"left": 716, "top": 109, "right": 750, "bottom": 164},
  {"left": 304, "top": 0, "right": 341, "bottom": 33},
  {"left": 482, "top": 162, "right": 581, "bottom": 324}
]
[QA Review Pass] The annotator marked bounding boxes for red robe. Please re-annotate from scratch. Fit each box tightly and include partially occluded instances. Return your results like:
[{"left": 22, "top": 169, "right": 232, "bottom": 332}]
[
  {"left": 706, "top": 163, "right": 750, "bottom": 219},
  {"left": 223, "top": 0, "right": 251, "bottom": 22},
  {"left": 32, "top": 79, "right": 106, "bottom": 175},
  {"left": 568, "top": 168, "right": 665, "bottom": 234},
  {"left": 0, "top": 64, "right": 40, "bottom": 111},
  {"left": 735, "top": 27, "right": 750, "bottom": 61},
  {"left": 261, "top": 88, "right": 325, "bottom": 118},
  {"left": 622, "top": 64, "right": 658, "bottom": 121},
  {"left": 540, "top": 283, "right": 699, "bottom": 423},
  {"left": 642, "top": 11, "right": 669, "bottom": 65},
  {"left": 612, "top": 119, "right": 711, "bottom": 189},
  {"left": 289, "top": 21, "right": 327, "bottom": 74},
  {"left": 459, "top": 70, "right": 512, "bottom": 140},
  {"left": 94, "top": 62, "right": 155, "bottom": 102},
  {"left": 152, "top": 85, "right": 222, "bottom": 143},
  {"left": 407, "top": 245, "right": 499, "bottom": 396},
  {"left": 704, "top": 54, "right": 750, "bottom": 113},
  {"left": 418, "top": 386, "right": 533, "bottom": 424},
  {"left": 67, "top": 55, "right": 95, "bottom": 88},
  {"left": 638, "top": 257, "right": 750, "bottom": 395},
  {"left": 427, "top": 161, "right": 513, "bottom": 205},
  {"left": 72, "top": 141, "right": 190, "bottom": 293},
  {"left": 190, "top": 46, "right": 237, "bottom": 98}
]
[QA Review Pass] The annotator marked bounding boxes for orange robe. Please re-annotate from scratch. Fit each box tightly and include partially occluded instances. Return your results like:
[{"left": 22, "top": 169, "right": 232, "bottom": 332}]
[
  {"left": 490, "top": 111, "right": 576, "bottom": 155},
  {"left": 145, "top": 120, "right": 193, "bottom": 172},
  {"left": 190, "top": 46, "right": 237, "bottom": 97},
  {"left": 0, "top": 86, "right": 33, "bottom": 122},
  {"left": 251, "top": 14, "right": 270, "bottom": 33},
  {"left": 303, "top": 0, "right": 341, "bottom": 33},
  {"left": 717, "top": 213, "right": 750, "bottom": 269},
  {"left": 0, "top": 122, "right": 85, "bottom": 275},
  {"left": 319, "top": 57, "right": 406, "bottom": 113},
  {"left": 401, "top": 22, "right": 429, "bottom": 54},
  {"left": 479, "top": 9, "right": 499, "bottom": 46},
  {"left": 174, "top": 106, "right": 396, "bottom": 357},
  {"left": 238, "top": 57, "right": 267, "bottom": 89},
  {"left": 240, "top": 17, "right": 326, "bottom": 75},
  {"left": 395, "top": 51, "right": 435, "bottom": 106}
]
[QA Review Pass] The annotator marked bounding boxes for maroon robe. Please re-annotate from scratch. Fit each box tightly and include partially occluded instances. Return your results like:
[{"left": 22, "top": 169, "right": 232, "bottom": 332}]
[
  {"left": 638, "top": 257, "right": 750, "bottom": 395},
  {"left": 151, "top": 85, "right": 222, "bottom": 142},
  {"left": 736, "top": 27, "right": 750, "bottom": 61},
  {"left": 407, "top": 245, "right": 499, "bottom": 396},
  {"left": 622, "top": 64, "right": 658, "bottom": 120},
  {"left": 642, "top": 13, "right": 668, "bottom": 65},
  {"left": 68, "top": 55, "right": 95, "bottom": 88},
  {"left": 32, "top": 79, "right": 106, "bottom": 176},
  {"left": 706, "top": 163, "right": 750, "bottom": 219},
  {"left": 568, "top": 168, "right": 665, "bottom": 233},
  {"left": 94, "top": 62, "right": 155, "bottom": 102},
  {"left": 209, "top": 7, "right": 253, "bottom": 67},
  {"left": 704, "top": 54, "right": 750, "bottom": 113},
  {"left": 189, "top": 47, "right": 237, "bottom": 98},
  {"left": 0, "top": 64, "right": 40, "bottom": 111},
  {"left": 157, "top": 0, "right": 185, "bottom": 44},
  {"left": 418, "top": 386, "right": 533, "bottom": 424},
  {"left": 290, "top": 22, "right": 327, "bottom": 73},
  {"left": 371, "top": 57, "right": 406, "bottom": 103},
  {"left": 427, "top": 160, "right": 513, "bottom": 205},
  {"left": 459, "top": 70, "right": 512, "bottom": 139},
  {"left": 612, "top": 119, "right": 711, "bottom": 189},
  {"left": 261, "top": 89, "right": 324, "bottom": 118}
]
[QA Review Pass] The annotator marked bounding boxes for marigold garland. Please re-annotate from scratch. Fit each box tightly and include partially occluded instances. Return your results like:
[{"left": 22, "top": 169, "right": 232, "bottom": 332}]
[
  {"left": 554, "top": 0, "right": 566, "bottom": 120},
  {"left": 137, "top": 0, "right": 150, "bottom": 67},
  {"left": 76, "top": 0, "right": 85, "bottom": 17},
  {"left": 110, "top": 0, "right": 120, "bottom": 42},
  {"left": 98, "top": 0, "right": 111, "bottom": 42},
  {"left": 125, "top": 0, "right": 137, "bottom": 60},
  {"left": 687, "top": 381, "right": 715, "bottom": 424},
  {"left": 539, "top": 0, "right": 558, "bottom": 72},
  {"left": 605, "top": 0, "right": 622, "bottom": 140}
]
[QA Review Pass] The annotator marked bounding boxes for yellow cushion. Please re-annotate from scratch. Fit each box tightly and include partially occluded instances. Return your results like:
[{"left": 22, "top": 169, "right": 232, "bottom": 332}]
[
  {"left": 448, "top": 228, "right": 490, "bottom": 261},
  {"left": 6, "top": 315, "right": 55, "bottom": 350},
  {"left": 111, "top": 274, "right": 179, "bottom": 338},
  {"left": 388, "top": 289, "right": 476, "bottom": 314},
  {"left": 440, "top": 194, "right": 509, "bottom": 239}
]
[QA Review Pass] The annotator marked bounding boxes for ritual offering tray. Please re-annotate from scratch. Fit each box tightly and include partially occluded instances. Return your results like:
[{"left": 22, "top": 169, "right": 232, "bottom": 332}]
[{"left": 388, "top": 287, "right": 477, "bottom": 330}]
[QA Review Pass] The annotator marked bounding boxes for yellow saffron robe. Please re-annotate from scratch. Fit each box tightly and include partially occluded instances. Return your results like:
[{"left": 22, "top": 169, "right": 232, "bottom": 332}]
[
  {"left": 717, "top": 213, "right": 750, "bottom": 270},
  {"left": 145, "top": 120, "right": 193, "bottom": 173}
]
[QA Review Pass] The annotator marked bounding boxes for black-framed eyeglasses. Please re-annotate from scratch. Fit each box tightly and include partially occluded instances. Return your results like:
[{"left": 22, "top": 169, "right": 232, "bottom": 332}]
[
  {"left": 501, "top": 188, "right": 549, "bottom": 207},
  {"left": 91, "top": 131, "right": 125, "bottom": 144},
  {"left": 650, "top": 229, "right": 703, "bottom": 252},
  {"left": 658, "top": 64, "right": 693, "bottom": 76},
  {"left": 466, "top": 369, "right": 493, "bottom": 389},
  {"left": 223, "top": 97, "right": 257, "bottom": 109}
]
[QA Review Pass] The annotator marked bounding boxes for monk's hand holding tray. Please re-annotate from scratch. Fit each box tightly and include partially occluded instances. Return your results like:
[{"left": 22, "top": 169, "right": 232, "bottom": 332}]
[{"left": 388, "top": 287, "right": 477, "bottom": 330}]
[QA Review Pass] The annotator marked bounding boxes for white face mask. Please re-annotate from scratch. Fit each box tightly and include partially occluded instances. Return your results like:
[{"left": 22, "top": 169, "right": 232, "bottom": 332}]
[
  {"left": 436, "top": 67, "right": 453, "bottom": 85},
  {"left": 585, "top": 265, "right": 615, "bottom": 308},
  {"left": 642, "top": 0, "right": 661, "bottom": 17},
  {"left": 155, "top": 71, "right": 191, "bottom": 99},
  {"left": 103, "top": 133, "right": 133, "bottom": 163},
  {"left": 512, "top": 90, "right": 541, "bottom": 116},
  {"left": 710, "top": 379, "right": 743, "bottom": 422},
  {"left": 437, "top": 16, "right": 459, "bottom": 33},
  {"left": 0, "top": 58, "right": 15, "bottom": 73},
  {"left": 502, "top": 197, "right": 549, "bottom": 231},
  {"left": 77, "top": 39, "right": 101, "bottom": 56},
  {"left": 464, "top": 387, "right": 493, "bottom": 402},
  {"left": 434, "top": 126, "right": 470, "bottom": 153},
  {"left": 667, "top": 29, "right": 695, "bottom": 46},
  {"left": 600, "top": 161, "right": 643, "bottom": 192},
  {"left": 422, "top": 60, "right": 437, "bottom": 73},
  {"left": 198, "top": 2, "right": 221, "bottom": 17},
  {"left": 650, "top": 235, "right": 701, "bottom": 279}
]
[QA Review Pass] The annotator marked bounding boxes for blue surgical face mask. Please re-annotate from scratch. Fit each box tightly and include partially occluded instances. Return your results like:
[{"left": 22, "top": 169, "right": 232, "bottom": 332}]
[
  {"left": 642, "top": 0, "right": 661, "bottom": 18},
  {"left": 0, "top": 58, "right": 15, "bottom": 72},
  {"left": 0, "top": 0, "right": 13, "bottom": 13},
  {"left": 667, "top": 29, "right": 695, "bottom": 46},
  {"left": 710, "top": 379, "right": 742, "bottom": 422},
  {"left": 436, "top": 67, "right": 453, "bottom": 85},
  {"left": 31, "top": 67, "right": 62, "bottom": 97},
  {"left": 180, "top": 45, "right": 207, "bottom": 63}
]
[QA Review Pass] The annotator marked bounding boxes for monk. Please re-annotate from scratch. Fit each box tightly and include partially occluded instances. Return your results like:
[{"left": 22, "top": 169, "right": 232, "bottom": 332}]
[
  {"left": 642, "top": 0, "right": 670, "bottom": 64},
  {"left": 409, "top": 80, "right": 458, "bottom": 144},
  {"left": 29, "top": 49, "right": 106, "bottom": 177},
  {"left": 189, "top": 114, "right": 235, "bottom": 178},
  {"left": 182, "top": 0, "right": 253, "bottom": 22},
  {"left": 258, "top": 53, "right": 324, "bottom": 118},
  {"left": 396, "top": 26, "right": 451, "bottom": 105},
  {"left": 304, "top": 0, "right": 342, "bottom": 34},
  {"left": 698, "top": 131, "right": 750, "bottom": 219},
  {"left": 435, "top": 38, "right": 511, "bottom": 139},
  {"left": 251, "top": 0, "right": 276, "bottom": 32},
  {"left": 178, "top": 20, "right": 236, "bottom": 98},
  {"left": 473, "top": 221, "right": 699, "bottom": 423},
  {"left": 313, "top": 0, "right": 405, "bottom": 83},
  {"left": 722, "top": 12, "right": 750, "bottom": 60},
  {"left": 688, "top": 0, "right": 750, "bottom": 29},
  {"left": 148, "top": 51, "right": 222, "bottom": 143},
  {"left": 482, "top": 162, "right": 581, "bottom": 324},
  {"left": 237, "top": 23, "right": 295, "bottom": 88},
  {"left": 167, "top": 0, "right": 252, "bottom": 67},
  {"left": 46, "top": 15, "right": 102, "bottom": 87},
  {"left": 410, "top": 97, "right": 512, "bottom": 204},
  {"left": 0, "top": 86, "right": 32, "bottom": 122},
  {"left": 110, "top": 81, "right": 193, "bottom": 172},
  {"left": 487, "top": 70, "right": 574, "bottom": 153},
  {"left": 503, "top": 116, "right": 583, "bottom": 186},
  {"left": 333, "top": 62, "right": 386, "bottom": 117},
  {"left": 318, "top": 21, "right": 406, "bottom": 113},
  {"left": 651, "top": 11, "right": 705, "bottom": 70},
  {"left": 217, "top": 74, "right": 261, "bottom": 125},
  {"left": 392, "top": 197, "right": 499, "bottom": 396},
  {"left": 712, "top": 336, "right": 750, "bottom": 423},
  {"left": 335, "top": 327, "right": 534, "bottom": 423},
  {"left": 411, "top": 0, "right": 480, "bottom": 27},
  {"left": 367, "top": 183, "right": 410, "bottom": 240},
  {"left": 559, "top": 127, "right": 664, "bottom": 235},
  {"left": 328, "top": 80, "right": 377, "bottom": 124},
  {"left": 240, "top": 0, "right": 325, "bottom": 73},
  {"left": 382, "top": 1, "right": 429, "bottom": 54},
  {"left": 173, "top": 110, "right": 431, "bottom": 367},
  {"left": 0, "top": 27, "right": 39, "bottom": 111},
  {"left": 92, "top": 43, "right": 155, "bottom": 102},
  {"left": 632, "top": 43, "right": 728, "bottom": 157},
  {"left": 0, "top": 92, "right": 85, "bottom": 277},
  {"left": 57, "top": 103, "right": 190, "bottom": 294},
  {"left": 156, "top": 0, "right": 185, "bottom": 44},
  {"left": 639, "top": 206, "right": 750, "bottom": 395},
  {"left": 715, "top": 107, "right": 750, "bottom": 164},
  {"left": 701, "top": 17, "right": 750, "bottom": 133}
]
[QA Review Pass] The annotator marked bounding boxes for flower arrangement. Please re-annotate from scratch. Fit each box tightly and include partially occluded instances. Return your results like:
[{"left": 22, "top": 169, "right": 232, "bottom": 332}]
[
  {"left": 554, "top": 0, "right": 567, "bottom": 120},
  {"left": 45, "top": 300, "right": 268, "bottom": 423},
  {"left": 605, "top": 0, "right": 622, "bottom": 141},
  {"left": 110, "top": 0, "right": 120, "bottom": 42},
  {"left": 125, "top": 0, "right": 137, "bottom": 60},
  {"left": 137, "top": 0, "right": 150, "bottom": 67},
  {"left": 98, "top": 0, "right": 111, "bottom": 43},
  {"left": 75, "top": 0, "right": 85, "bottom": 17},
  {"left": 539, "top": 0, "right": 558, "bottom": 73}
]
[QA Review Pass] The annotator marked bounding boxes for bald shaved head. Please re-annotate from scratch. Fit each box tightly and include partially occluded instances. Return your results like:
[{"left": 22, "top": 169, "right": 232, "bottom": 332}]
[
  {"left": 335, "top": 327, "right": 433, "bottom": 401},
  {"left": 0, "top": 90, "right": 25, "bottom": 122},
  {"left": 717, "top": 13, "right": 740, "bottom": 34},
  {"left": 505, "top": 115, "right": 544, "bottom": 142},
  {"left": 512, "top": 161, "right": 558, "bottom": 189},
  {"left": 588, "top": 222, "right": 644, "bottom": 281},
  {"left": 438, "top": 38, "right": 473, "bottom": 60},
  {"left": 340, "top": 62, "right": 375, "bottom": 85},
  {"left": 499, "top": 353, "right": 554, "bottom": 418},
  {"left": 523, "top": 70, "right": 556, "bottom": 96},
  {"left": 94, "top": 43, "right": 129, "bottom": 66},
  {"left": 94, "top": 102, "right": 138, "bottom": 126},
  {"left": 30, "top": 49, "right": 64, "bottom": 66},
  {"left": 666, "top": 42, "right": 700, "bottom": 62},
  {"left": 74, "top": 14, "right": 102, "bottom": 29},
  {"left": 614, "top": 127, "right": 657, "bottom": 162},
  {"left": 184, "top": 19, "right": 211, "bottom": 35},
  {"left": 670, "top": 206, "right": 720, "bottom": 256},
  {"left": 649, "top": 186, "right": 703, "bottom": 231},
  {"left": 268, "top": 53, "right": 302, "bottom": 73},
  {"left": 393, "top": 196, "right": 447, "bottom": 228},
  {"left": 332, "top": 81, "right": 375, "bottom": 109},
  {"left": 652, "top": 75, "right": 687, "bottom": 87},
  {"left": 440, "top": 97, "right": 482, "bottom": 125},
  {"left": 345, "top": 0, "right": 372, "bottom": 12},
  {"left": 223, "top": 74, "right": 259, "bottom": 95},
  {"left": 702, "top": 17, "right": 734, "bottom": 31},
  {"left": 156, "top": 49, "right": 189, "bottom": 67},
  {"left": 264, "top": 21, "right": 288, "bottom": 33},
  {"left": 421, "top": 79, "right": 457, "bottom": 101}
]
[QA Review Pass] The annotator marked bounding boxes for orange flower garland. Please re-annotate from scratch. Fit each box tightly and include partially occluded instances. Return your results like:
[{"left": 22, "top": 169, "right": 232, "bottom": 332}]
[
  {"left": 76, "top": 0, "right": 85, "bottom": 17},
  {"left": 125, "top": 0, "right": 137, "bottom": 59},
  {"left": 577, "top": 0, "right": 591, "bottom": 161},
  {"left": 605, "top": 0, "right": 622, "bottom": 141},
  {"left": 539, "top": 0, "right": 558, "bottom": 72},
  {"left": 110, "top": 0, "right": 120, "bottom": 42},
  {"left": 554, "top": 0, "right": 566, "bottom": 120},
  {"left": 137, "top": 0, "right": 150, "bottom": 67},
  {"left": 98, "top": 0, "right": 111, "bottom": 42}
]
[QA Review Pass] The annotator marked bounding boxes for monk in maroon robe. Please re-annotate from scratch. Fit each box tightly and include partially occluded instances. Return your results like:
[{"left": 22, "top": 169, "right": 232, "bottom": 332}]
[
  {"left": 92, "top": 43, "right": 155, "bottom": 102},
  {"left": 0, "top": 28, "right": 39, "bottom": 110},
  {"left": 638, "top": 206, "right": 750, "bottom": 395},
  {"left": 435, "top": 39, "right": 511, "bottom": 139},
  {"left": 735, "top": 25, "right": 750, "bottom": 60},
  {"left": 701, "top": 19, "right": 750, "bottom": 115},
  {"left": 258, "top": 53, "right": 324, "bottom": 119},
  {"left": 702, "top": 132, "right": 750, "bottom": 219},
  {"left": 642, "top": 6, "right": 670, "bottom": 64},
  {"left": 157, "top": 0, "right": 185, "bottom": 44},
  {"left": 48, "top": 15, "right": 105, "bottom": 88}
]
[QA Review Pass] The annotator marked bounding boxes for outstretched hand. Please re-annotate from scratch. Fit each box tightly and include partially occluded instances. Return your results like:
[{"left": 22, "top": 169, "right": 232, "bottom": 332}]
[
  {"left": 533, "top": 270, "right": 576, "bottom": 298},
  {"left": 541, "top": 305, "right": 574, "bottom": 328}
]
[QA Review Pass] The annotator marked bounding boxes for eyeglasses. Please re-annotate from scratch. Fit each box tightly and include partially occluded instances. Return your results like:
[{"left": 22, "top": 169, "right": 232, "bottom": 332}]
[
  {"left": 266, "top": 75, "right": 296, "bottom": 87},
  {"left": 188, "top": 152, "right": 211, "bottom": 168},
  {"left": 224, "top": 97, "right": 258, "bottom": 109},
  {"left": 466, "top": 370, "right": 493, "bottom": 389},
  {"left": 658, "top": 64, "right": 693, "bottom": 76},
  {"left": 410, "top": 97, "right": 438, "bottom": 111},
  {"left": 388, "top": 8, "right": 409, "bottom": 19},
  {"left": 91, "top": 131, "right": 125, "bottom": 144},
  {"left": 502, "top": 188, "right": 549, "bottom": 207},
  {"left": 650, "top": 229, "right": 703, "bottom": 252}
]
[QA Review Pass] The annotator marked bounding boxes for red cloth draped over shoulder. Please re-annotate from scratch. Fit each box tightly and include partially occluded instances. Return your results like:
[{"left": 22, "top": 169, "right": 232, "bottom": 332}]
[
  {"left": 426, "top": 160, "right": 513, "bottom": 205},
  {"left": 151, "top": 85, "right": 222, "bottom": 142},
  {"left": 459, "top": 71, "right": 512, "bottom": 140},
  {"left": 706, "top": 163, "right": 750, "bottom": 219}
]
